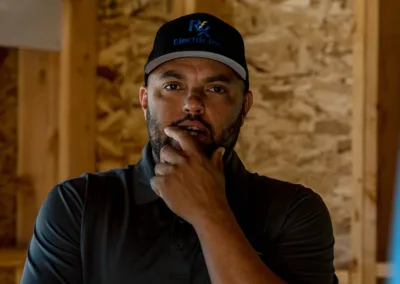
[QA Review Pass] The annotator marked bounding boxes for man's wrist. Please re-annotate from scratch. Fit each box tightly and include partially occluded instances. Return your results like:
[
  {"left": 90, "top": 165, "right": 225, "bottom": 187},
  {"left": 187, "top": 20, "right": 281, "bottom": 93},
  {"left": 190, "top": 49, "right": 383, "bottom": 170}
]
[{"left": 192, "top": 204, "right": 236, "bottom": 233}]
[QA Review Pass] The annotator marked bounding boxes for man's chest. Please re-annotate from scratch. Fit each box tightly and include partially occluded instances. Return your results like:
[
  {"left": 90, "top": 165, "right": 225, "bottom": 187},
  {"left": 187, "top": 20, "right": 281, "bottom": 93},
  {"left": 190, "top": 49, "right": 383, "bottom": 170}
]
[
  {"left": 81, "top": 203, "right": 215, "bottom": 284},
  {"left": 79, "top": 190, "right": 272, "bottom": 284}
]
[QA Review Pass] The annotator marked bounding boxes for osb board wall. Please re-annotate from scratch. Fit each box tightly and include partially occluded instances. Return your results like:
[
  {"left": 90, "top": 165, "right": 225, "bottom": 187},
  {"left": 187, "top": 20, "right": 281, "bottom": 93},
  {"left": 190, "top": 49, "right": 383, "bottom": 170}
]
[
  {"left": 97, "top": 0, "right": 170, "bottom": 172},
  {"left": 232, "top": 0, "right": 353, "bottom": 268},
  {"left": 0, "top": 48, "right": 18, "bottom": 283},
  {"left": 96, "top": 0, "right": 353, "bottom": 268}
]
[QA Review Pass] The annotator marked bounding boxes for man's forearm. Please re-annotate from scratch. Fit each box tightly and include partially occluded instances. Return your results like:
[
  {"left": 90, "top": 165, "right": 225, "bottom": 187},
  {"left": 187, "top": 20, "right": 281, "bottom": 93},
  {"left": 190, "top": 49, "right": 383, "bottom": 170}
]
[{"left": 193, "top": 207, "right": 287, "bottom": 284}]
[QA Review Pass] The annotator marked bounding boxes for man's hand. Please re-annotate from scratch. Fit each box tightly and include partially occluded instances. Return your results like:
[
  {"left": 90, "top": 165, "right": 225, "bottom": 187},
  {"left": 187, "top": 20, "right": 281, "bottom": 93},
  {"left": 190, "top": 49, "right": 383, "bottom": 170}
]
[
  {"left": 150, "top": 126, "right": 228, "bottom": 225},
  {"left": 150, "top": 127, "right": 287, "bottom": 284}
]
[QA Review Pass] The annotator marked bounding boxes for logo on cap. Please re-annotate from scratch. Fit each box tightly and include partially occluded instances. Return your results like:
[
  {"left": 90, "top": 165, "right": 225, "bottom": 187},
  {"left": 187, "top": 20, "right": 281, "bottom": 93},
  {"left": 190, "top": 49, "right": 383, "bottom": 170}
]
[
  {"left": 189, "top": 20, "right": 210, "bottom": 37},
  {"left": 172, "top": 19, "right": 222, "bottom": 47}
]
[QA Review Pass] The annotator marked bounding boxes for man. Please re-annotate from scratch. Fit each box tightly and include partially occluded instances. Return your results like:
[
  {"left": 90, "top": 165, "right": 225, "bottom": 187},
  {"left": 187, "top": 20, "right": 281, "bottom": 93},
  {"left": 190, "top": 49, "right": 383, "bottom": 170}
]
[{"left": 21, "top": 13, "right": 338, "bottom": 284}]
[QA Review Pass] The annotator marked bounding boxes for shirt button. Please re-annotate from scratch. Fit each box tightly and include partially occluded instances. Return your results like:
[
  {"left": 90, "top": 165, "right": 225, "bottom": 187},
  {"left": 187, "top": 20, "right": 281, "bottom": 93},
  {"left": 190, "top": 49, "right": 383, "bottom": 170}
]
[
  {"left": 175, "top": 240, "right": 184, "bottom": 250},
  {"left": 179, "top": 219, "right": 186, "bottom": 225}
]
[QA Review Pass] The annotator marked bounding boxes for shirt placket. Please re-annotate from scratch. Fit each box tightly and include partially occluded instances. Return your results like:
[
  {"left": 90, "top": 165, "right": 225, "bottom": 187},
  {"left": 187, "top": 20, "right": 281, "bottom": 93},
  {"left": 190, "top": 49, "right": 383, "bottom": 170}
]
[{"left": 169, "top": 216, "right": 196, "bottom": 283}]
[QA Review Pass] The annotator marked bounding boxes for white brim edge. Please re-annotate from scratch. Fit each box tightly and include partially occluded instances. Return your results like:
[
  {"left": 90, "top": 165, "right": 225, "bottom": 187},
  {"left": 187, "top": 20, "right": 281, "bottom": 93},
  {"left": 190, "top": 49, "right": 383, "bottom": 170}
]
[{"left": 144, "top": 51, "right": 247, "bottom": 80}]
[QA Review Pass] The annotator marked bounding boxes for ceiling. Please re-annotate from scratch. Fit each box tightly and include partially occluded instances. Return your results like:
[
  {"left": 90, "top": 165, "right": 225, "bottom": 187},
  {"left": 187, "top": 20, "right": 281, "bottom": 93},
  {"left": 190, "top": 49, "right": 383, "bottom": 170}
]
[{"left": 0, "top": 0, "right": 61, "bottom": 50}]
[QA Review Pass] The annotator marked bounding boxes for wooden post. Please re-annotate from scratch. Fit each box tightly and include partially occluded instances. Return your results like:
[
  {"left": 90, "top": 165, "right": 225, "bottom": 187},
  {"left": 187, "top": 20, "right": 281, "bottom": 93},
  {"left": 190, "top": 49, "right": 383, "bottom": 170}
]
[
  {"left": 351, "top": 0, "right": 379, "bottom": 282},
  {"left": 59, "top": 0, "right": 97, "bottom": 181},
  {"left": 377, "top": 0, "right": 400, "bottom": 274},
  {"left": 16, "top": 49, "right": 60, "bottom": 283},
  {"left": 0, "top": 249, "right": 28, "bottom": 268}
]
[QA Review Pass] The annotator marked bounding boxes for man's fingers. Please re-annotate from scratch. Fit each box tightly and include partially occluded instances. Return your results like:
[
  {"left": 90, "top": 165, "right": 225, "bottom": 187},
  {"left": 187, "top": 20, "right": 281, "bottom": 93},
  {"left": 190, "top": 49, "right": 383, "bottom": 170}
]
[
  {"left": 160, "top": 145, "right": 187, "bottom": 165},
  {"left": 154, "top": 162, "right": 175, "bottom": 176},
  {"left": 164, "top": 127, "right": 199, "bottom": 155},
  {"left": 150, "top": 176, "right": 164, "bottom": 198}
]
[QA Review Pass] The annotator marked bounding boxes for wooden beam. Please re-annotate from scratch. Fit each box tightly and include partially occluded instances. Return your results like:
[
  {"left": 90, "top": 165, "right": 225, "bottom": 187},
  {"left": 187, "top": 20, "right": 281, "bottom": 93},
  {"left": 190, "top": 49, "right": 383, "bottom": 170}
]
[
  {"left": 351, "top": 0, "right": 379, "bottom": 282},
  {"left": 352, "top": 0, "right": 400, "bottom": 281},
  {"left": 336, "top": 270, "right": 349, "bottom": 284},
  {"left": 59, "top": 0, "right": 97, "bottom": 181},
  {"left": 171, "top": 0, "right": 234, "bottom": 25},
  {"left": 377, "top": 0, "right": 400, "bottom": 266},
  {"left": 17, "top": 48, "right": 60, "bottom": 283},
  {"left": 335, "top": 263, "right": 390, "bottom": 284},
  {"left": 0, "top": 249, "right": 27, "bottom": 268},
  {"left": 376, "top": 262, "right": 391, "bottom": 279},
  {"left": 17, "top": 49, "right": 60, "bottom": 245}
]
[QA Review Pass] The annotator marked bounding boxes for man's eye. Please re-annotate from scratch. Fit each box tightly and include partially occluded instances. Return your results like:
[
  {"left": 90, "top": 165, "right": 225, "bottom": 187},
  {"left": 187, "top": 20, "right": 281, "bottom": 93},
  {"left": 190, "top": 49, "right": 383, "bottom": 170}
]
[
  {"left": 209, "top": 86, "right": 226, "bottom": 93},
  {"left": 165, "top": 84, "right": 181, "bottom": 90}
]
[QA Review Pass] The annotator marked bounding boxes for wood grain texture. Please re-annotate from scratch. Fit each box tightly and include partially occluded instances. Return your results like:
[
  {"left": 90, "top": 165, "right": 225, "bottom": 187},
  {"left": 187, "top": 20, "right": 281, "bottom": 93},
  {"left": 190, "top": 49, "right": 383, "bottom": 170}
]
[
  {"left": 377, "top": 0, "right": 400, "bottom": 264},
  {"left": 59, "top": 0, "right": 97, "bottom": 181},
  {"left": 171, "top": 0, "right": 233, "bottom": 24},
  {"left": 16, "top": 49, "right": 60, "bottom": 283},
  {"left": 17, "top": 50, "right": 60, "bottom": 245},
  {"left": 351, "top": 0, "right": 379, "bottom": 282},
  {"left": 0, "top": 249, "right": 26, "bottom": 268}
]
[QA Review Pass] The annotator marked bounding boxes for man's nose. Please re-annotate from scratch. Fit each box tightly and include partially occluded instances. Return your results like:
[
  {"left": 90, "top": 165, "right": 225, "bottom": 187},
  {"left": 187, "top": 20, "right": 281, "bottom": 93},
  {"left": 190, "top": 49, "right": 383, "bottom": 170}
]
[{"left": 183, "top": 94, "right": 205, "bottom": 115}]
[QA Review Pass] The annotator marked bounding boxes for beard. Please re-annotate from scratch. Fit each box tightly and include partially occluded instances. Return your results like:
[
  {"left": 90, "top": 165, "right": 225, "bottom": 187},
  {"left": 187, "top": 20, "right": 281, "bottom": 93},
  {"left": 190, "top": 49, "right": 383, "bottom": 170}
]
[{"left": 146, "top": 107, "right": 244, "bottom": 162}]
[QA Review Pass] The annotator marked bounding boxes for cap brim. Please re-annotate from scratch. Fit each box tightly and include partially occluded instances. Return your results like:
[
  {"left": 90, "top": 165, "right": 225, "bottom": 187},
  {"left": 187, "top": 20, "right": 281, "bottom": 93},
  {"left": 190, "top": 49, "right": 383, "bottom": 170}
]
[{"left": 144, "top": 51, "right": 247, "bottom": 80}]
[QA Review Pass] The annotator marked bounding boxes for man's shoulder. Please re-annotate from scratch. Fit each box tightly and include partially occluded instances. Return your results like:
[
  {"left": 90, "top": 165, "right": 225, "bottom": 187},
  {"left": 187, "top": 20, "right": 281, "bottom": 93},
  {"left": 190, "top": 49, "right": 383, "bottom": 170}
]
[
  {"left": 246, "top": 173, "right": 327, "bottom": 222},
  {"left": 247, "top": 172, "right": 319, "bottom": 203},
  {"left": 56, "top": 166, "right": 135, "bottom": 198},
  {"left": 245, "top": 172, "right": 331, "bottom": 240}
]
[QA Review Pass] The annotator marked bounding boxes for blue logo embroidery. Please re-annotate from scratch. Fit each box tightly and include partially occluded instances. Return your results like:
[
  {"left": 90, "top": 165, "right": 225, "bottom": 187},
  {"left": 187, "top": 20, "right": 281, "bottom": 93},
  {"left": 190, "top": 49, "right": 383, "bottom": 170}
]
[
  {"left": 189, "top": 20, "right": 210, "bottom": 37},
  {"left": 172, "top": 19, "right": 222, "bottom": 47}
]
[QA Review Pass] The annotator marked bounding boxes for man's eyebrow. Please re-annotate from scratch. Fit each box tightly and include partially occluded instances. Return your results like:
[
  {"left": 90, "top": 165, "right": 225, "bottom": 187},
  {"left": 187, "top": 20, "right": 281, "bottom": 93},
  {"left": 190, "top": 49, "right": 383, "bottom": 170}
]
[
  {"left": 203, "top": 74, "right": 232, "bottom": 84},
  {"left": 159, "top": 70, "right": 185, "bottom": 80}
]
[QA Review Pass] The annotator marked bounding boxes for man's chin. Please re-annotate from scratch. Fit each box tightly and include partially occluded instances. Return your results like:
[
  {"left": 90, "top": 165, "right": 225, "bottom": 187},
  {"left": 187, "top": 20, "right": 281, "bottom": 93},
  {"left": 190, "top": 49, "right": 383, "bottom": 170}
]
[{"left": 168, "top": 138, "right": 216, "bottom": 158}]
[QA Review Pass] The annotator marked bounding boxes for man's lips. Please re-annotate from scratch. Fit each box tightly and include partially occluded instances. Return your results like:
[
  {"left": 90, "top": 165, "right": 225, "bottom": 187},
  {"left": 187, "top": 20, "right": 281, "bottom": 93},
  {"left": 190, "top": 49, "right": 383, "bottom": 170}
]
[
  {"left": 177, "top": 121, "right": 210, "bottom": 138},
  {"left": 165, "top": 121, "right": 212, "bottom": 144}
]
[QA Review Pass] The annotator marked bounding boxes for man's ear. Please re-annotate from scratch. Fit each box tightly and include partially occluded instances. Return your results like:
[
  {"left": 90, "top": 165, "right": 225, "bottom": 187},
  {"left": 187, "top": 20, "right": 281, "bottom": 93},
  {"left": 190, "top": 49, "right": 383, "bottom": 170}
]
[
  {"left": 139, "top": 86, "right": 148, "bottom": 120},
  {"left": 242, "top": 89, "right": 253, "bottom": 120}
]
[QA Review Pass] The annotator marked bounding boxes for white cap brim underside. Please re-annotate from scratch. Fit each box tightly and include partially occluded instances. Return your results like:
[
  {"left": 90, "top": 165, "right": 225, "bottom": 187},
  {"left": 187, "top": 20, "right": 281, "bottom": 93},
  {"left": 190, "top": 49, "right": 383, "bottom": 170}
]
[{"left": 144, "top": 51, "right": 247, "bottom": 80}]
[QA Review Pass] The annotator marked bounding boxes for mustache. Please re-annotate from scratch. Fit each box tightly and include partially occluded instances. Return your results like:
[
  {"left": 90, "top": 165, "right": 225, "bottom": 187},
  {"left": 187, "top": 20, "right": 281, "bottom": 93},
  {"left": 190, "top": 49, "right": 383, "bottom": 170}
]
[{"left": 171, "top": 115, "right": 214, "bottom": 137}]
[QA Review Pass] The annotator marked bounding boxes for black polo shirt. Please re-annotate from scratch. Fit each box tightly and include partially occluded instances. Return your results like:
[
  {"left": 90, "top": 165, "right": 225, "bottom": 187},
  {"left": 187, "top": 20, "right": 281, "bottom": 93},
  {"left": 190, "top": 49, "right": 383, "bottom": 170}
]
[{"left": 21, "top": 142, "right": 338, "bottom": 284}]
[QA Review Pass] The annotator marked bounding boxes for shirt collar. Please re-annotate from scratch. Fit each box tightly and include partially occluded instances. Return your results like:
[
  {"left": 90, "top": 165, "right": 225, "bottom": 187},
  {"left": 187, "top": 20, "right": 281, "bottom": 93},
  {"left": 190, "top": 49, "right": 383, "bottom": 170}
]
[
  {"left": 133, "top": 141, "right": 249, "bottom": 206},
  {"left": 133, "top": 142, "right": 159, "bottom": 205}
]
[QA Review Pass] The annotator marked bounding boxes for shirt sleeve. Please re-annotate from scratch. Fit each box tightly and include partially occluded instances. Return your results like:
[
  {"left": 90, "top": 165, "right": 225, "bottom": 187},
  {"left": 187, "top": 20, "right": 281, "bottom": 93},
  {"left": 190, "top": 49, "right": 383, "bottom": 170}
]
[
  {"left": 266, "top": 188, "right": 338, "bottom": 284},
  {"left": 20, "top": 183, "right": 84, "bottom": 284}
]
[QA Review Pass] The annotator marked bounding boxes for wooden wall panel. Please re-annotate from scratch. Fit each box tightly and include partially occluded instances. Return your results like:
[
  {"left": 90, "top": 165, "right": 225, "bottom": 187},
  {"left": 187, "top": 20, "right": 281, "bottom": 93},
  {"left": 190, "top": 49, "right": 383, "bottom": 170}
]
[
  {"left": 59, "top": 0, "right": 97, "bottom": 181},
  {"left": 377, "top": 0, "right": 400, "bottom": 264},
  {"left": 17, "top": 49, "right": 60, "bottom": 282},
  {"left": 351, "top": 0, "right": 379, "bottom": 281},
  {"left": 17, "top": 50, "right": 59, "bottom": 244}
]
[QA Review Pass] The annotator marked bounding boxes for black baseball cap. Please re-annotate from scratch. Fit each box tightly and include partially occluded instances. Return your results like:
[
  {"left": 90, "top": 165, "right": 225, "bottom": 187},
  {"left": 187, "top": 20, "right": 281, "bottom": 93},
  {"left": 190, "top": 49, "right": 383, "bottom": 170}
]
[{"left": 144, "top": 13, "right": 249, "bottom": 91}]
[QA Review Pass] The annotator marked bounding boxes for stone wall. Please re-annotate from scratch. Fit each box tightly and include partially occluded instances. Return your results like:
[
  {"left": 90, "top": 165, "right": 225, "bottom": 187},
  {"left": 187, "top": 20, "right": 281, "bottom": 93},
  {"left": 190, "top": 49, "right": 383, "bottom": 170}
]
[
  {"left": 97, "top": 0, "right": 353, "bottom": 269},
  {"left": 0, "top": 47, "right": 18, "bottom": 283}
]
